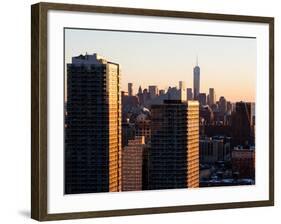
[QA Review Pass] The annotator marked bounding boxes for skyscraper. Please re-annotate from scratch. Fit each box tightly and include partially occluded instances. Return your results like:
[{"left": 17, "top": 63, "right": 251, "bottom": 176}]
[
  {"left": 219, "top": 96, "right": 227, "bottom": 114},
  {"left": 198, "top": 93, "right": 207, "bottom": 105},
  {"left": 128, "top": 82, "right": 133, "bottom": 96},
  {"left": 193, "top": 58, "right": 200, "bottom": 100},
  {"left": 65, "top": 53, "right": 121, "bottom": 194},
  {"left": 232, "top": 147, "right": 255, "bottom": 179},
  {"left": 208, "top": 88, "right": 215, "bottom": 106},
  {"left": 186, "top": 88, "right": 193, "bottom": 100},
  {"left": 122, "top": 136, "right": 146, "bottom": 191},
  {"left": 148, "top": 100, "right": 199, "bottom": 189},
  {"left": 148, "top": 85, "right": 159, "bottom": 98},
  {"left": 231, "top": 102, "right": 255, "bottom": 146},
  {"left": 179, "top": 81, "right": 187, "bottom": 101},
  {"left": 167, "top": 87, "right": 186, "bottom": 101}
]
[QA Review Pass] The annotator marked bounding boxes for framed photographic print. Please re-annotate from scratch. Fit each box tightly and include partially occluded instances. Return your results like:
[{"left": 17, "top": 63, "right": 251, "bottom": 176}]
[{"left": 31, "top": 2, "right": 274, "bottom": 221}]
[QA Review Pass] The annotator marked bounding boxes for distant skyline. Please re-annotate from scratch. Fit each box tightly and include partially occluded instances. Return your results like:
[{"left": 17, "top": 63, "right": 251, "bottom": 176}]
[{"left": 65, "top": 28, "right": 256, "bottom": 102}]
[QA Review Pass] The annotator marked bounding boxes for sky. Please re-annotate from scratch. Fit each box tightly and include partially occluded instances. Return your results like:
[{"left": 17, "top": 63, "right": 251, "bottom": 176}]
[{"left": 65, "top": 28, "right": 256, "bottom": 102}]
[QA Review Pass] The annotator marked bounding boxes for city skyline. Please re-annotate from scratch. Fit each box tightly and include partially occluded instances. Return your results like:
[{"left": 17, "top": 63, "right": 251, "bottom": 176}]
[
  {"left": 64, "top": 52, "right": 255, "bottom": 193},
  {"left": 65, "top": 28, "right": 256, "bottom": 102}
]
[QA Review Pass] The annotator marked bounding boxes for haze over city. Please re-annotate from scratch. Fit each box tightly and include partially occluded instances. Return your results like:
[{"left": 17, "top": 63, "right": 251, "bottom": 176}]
[{"left": 65, "top": 28, "right": 256, "bottom": 102}]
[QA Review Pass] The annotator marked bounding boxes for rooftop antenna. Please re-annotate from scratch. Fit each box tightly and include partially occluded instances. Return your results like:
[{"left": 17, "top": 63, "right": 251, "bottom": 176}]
[{"left": 196, "top": 55, "right": 198, "bottom": 66}]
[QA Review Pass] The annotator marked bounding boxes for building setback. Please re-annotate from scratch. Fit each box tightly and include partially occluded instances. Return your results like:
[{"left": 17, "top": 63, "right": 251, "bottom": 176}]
[
  {"left": 65, "top": 53, "right": 121, "bottom": 194},
  {"left": 122, "top": 136, "right": 146, "bottom": 191},
  {"left": 148, "top": 100, "right": 199, "bottom": 190}
]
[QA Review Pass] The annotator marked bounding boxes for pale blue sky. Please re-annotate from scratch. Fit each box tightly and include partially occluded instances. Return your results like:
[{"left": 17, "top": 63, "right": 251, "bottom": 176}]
[{"left": 65, "top": 28, "right": 256, "bottom": 102}]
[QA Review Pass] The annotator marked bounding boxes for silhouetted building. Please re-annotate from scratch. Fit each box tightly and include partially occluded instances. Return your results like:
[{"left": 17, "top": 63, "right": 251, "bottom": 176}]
[
  {"left": 137, "top": 86, "right": 144, "bottom": 105},
  {"left": 193, "top": 59, "right": 200, "bottom": 100},
  {"left": 219, "top": 96, "right": 227, "bottom": 114},
  {"left": 142, "top": 88, "right": 150, "bottom": 106},
  {"left": 148, "top": 100, "right": 199, "bottom": 189},
  {"left": 65, "top": 53, "right": 121, "bottom": 194},
  {"left": 208, "top": 88, "right": 215, "bottom": 106},
  {"left": 149, "top": 85, "right": 158, "bottom": 98},
  {"left": 122, "top": 136, "right": 146, "bottom": 191},
  {"left": 159, "top": 89, "right": 166, "bottom": 95},
  {"left": 167, "top": 87, "right": 186, "bottom": 101},
  {"left": 200, "top": 105, "right": 214, "bottom": 125},
  {"left": 231, "top": 102, "right": 255, "bottom": 146},
  {"left": 128, "top": 83, "right": 133, "bottom": 96},
  {"left": 232, "top": 147, "right": 255, "bottom": 179},
  {"left": 122, "top": 92, "right": 139, "bottom": 113},
  {"left": 200, "top": 137, "right": 231, "bottom": 164},
  {"left": 198, "top": 93, "right": 207, "bottom": 105},
  {"left": 186, "top": 88, "right": 193, "bottom": 100}
]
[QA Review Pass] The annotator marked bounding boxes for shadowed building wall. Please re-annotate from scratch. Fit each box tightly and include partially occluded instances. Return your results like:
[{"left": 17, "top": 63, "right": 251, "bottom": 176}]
[{"left": 148, "top": 100, "right": 199, "bottom": 190}]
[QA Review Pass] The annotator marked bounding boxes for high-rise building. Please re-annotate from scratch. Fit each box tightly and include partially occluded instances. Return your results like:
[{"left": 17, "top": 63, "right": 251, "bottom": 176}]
[
  {"left": 208, "top": 88, "right": 215, "bottom": 106},
  {"left": 193, "top": 59, "right": 200, "bottom": 100},
  {"left": 122, "top": 136, "right": 146, "bottom": 191},
  {"left": 167, "top": 87, "right": 186, "bottom": 101},
  {"left": 200, "top": 137, "right": 231, "bottom": 164},
  {"left": 232, "top": 147, "right": 255, "bottom": 179},
  {"left": 179, "top": 81, "right": 186, "bottom": 90},
  {"left": 186, "top": 88, "right": 193, "bottom": 100},
  {"left": 231, "top": 102, "right": 255, "bottom": 146},
  {"left": 198, "top": 93, "right": 207, "bottom": 105},
  {"left": 219, "top": 96, "right": 227, "bottom": 114},
  {"left": 148, "top": 100, "right": 199, "bottom": 189},
  {"left": 128, "top": 82, "right": 133, "bottom": 96},
  {"left": 179, "top": 81, "right": 187, "bottom": 101},
  {"left": 149, "top": 85, "right": 159, "bottom": 98},
  {"left": 65, "top": 53, "right": 121, "bottom": 194}
]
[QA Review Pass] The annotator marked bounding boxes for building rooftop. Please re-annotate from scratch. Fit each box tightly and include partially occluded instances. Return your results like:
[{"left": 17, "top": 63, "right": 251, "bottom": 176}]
[{"left": 71, "top": 53, "right": 108, "bottom": 65}]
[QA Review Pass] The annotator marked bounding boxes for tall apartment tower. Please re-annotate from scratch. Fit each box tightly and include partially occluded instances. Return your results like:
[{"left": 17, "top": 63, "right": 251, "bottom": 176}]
[
  {"left": 219, "top": 96, "right": 227, "bottom": 114},
  {"left": 65, "top": 53, "right": 121, "bottom": 194},
  {"left": 148, "top": 100, "right": 199, "bottom": 190},
  {"left": 122, "top": 136, "right": 146, "bottom": 191},
  {"left": 128, "top": 82, "right": 133, "bottom": 96},
  {"left": 193, "top": 58, "right": 200, "bottom": 100},
  {"left": 209, "top": 88, "right": 215, "bottom": 106},
  {"left": 231, "top": 102, "right": 255, "bottom": 146},
  {"left": 148, "top": 85, "right": 159, "bottom": 98}
]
